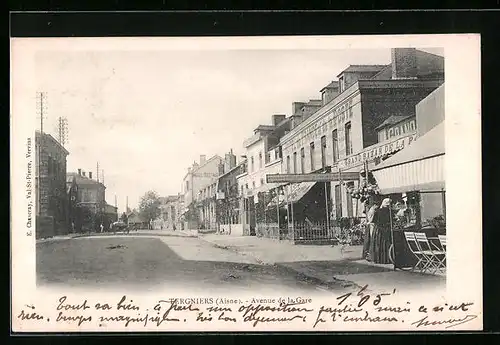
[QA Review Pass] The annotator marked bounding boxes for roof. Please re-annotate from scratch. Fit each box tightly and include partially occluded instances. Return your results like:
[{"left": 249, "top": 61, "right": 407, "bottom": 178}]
[
  {"left": 337, "top": 64, "right": 387, "bottom": 77},
  {"left": 375, "top": 115, "right": 413, "bottom": 130},
  {"left": 320, "top": 81, "right": 339, "bottom": 92},
  {"left": 36, "top": 131, "right": 70, "bottom": 156},
  {"left": 373, "top": 121, "right": 444, "bottom": 171},
  {"left": 67, "top": 172, "right": 105, "bottom": 187},
  {"left": 254, "top": 124, "right": 276, "bottom": 133}
]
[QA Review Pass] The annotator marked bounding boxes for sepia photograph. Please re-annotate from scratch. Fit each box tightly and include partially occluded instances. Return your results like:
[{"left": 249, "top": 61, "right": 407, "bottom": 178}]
[{"left": 11, "top": 34, "right": 482, "bottom": 332}]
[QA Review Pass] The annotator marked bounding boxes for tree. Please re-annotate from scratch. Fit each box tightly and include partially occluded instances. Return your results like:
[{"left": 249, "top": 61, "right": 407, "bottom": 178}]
[{"left": 138, "top": 190, "right": 162, "bottom": 227}]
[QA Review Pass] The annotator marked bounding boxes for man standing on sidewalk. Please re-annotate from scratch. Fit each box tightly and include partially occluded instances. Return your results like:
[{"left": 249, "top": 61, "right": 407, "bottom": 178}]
[{"left": 364, "top": 202, "right": 379, "bottom": 261}]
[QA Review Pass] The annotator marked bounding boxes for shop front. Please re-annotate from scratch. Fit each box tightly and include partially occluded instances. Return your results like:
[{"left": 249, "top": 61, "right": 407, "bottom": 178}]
[{"left": 371, "top": 121, "right": 445, "bottom": 272}]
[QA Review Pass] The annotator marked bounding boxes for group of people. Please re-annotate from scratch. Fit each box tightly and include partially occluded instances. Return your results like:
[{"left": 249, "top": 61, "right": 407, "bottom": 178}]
[{"left": 362, "top": 198, "right": 393, "bottom": 264}]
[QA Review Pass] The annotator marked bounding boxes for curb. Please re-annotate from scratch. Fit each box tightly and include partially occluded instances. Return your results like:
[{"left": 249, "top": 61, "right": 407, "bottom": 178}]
[{"left": 197, "top": 235, "right": 362, "bottom": 291}]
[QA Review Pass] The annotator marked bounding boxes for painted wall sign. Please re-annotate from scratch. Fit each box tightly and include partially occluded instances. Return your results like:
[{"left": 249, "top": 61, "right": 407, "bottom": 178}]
[
  {"left": 338, "top": 133, "right": 417, "bottom": 170},
  {"left": 387, "top": 118, "right": 417, "bottom": 140},
  {"left": 283, "top": 98, "right": 356, "bottom": 152},
  {"left": 266, "top": 172, "right": 360, "bottom": 184}
]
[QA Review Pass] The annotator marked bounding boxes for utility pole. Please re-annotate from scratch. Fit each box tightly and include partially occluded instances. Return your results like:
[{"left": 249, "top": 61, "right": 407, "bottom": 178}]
[
  {"left": 36, "top": 91, "right": 47, "bottom": 216},
  {"left": 96, "top": 162, "right": 100, "bottom": 182},
  {"left": 56, "top": 116, "right": 68, "bottom": 147}
]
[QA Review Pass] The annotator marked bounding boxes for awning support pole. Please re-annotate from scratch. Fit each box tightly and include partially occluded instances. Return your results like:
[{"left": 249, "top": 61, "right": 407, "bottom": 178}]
[{"left": 324, "top": 182, "right": 330, "bottom": 231}]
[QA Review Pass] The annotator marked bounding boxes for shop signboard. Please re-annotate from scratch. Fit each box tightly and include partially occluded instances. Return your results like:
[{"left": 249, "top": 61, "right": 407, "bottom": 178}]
[
  {"left": 338, "top": 133, "right": 417, "bottom": 170},
  {"left": 266, "top": 172, "right": 360, "bottom": 184}
]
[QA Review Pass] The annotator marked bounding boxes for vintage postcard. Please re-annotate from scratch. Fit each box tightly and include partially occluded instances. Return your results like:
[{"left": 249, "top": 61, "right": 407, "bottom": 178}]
[{"left": 10, "top": 34, "right": 482, "bottom": 332}]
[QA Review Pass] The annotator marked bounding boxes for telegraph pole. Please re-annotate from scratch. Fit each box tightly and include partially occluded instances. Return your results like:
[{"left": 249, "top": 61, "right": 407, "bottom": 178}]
[{"left": 36, "top": 91, "right": 47, "bottom": 215}]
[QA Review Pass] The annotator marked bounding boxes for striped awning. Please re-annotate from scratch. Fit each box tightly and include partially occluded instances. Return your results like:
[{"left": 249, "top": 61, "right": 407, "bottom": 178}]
[{"left": 372, "top": 122, "right": 445, "bottom": 194}]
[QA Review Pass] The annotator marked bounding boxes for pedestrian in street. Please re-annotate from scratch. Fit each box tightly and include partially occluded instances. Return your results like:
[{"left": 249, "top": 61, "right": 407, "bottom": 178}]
[
  {"left": 370, "top": 198, "right": 393, "bottom": 264},
  {"left": 100, "top": 223, "right": 104, "bottom": 233},
  {"left": 364, "top": 201, "right": 379, "bottom": 261}
]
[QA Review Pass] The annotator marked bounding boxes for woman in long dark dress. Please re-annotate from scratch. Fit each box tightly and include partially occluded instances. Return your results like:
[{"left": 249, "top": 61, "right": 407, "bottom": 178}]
[{"left": 371, "top": 198, "right": 393, "bottom": 264}]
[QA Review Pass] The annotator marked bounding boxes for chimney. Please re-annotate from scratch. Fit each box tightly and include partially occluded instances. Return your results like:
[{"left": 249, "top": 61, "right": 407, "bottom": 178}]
[
  {"left": 292, "top": 102, "right": 306, "bottom": 116},
  {"left": 224, "top": 150, "right": 237, "bottom": 172},
  {"left": 78, "top": 169, "right": 82, "bottom": 176},
  {"left": 200, "top": 155, "right": 206, "bottom": 165},
  {"left": 89, "top": 171, "right": 93, "bottom": 179},
  {"left": 301, "top": 100, "right": 322, "bottom": 121},
  {"left": 321, "top": 81, "right": 340, "bottom": 106},
  {"left": 272, "top": 114, "right": 286, "bottom": 126},
  {"left": 82, "top": 171, "right": 86, "bottom": 177},
  {"left": 391, "top": 48, "right": 418, "bottom": 79}
]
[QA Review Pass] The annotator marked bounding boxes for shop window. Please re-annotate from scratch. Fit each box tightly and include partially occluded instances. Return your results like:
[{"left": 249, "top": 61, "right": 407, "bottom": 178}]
[
  {"left": 300, "top": 147, "right": 305, "bottom": 173},
  {"left": 345, "top": 122, "right": 353, "bottom": 156},
  {"left": 293, "top": 152, "right": 297, "bottom": 173},
  {"left": 420, "top": 191, "right": 446, "bottom": 230},
  {"left": 321, "top": 135, "right": 327, "bottom": 168},
  {"left": 310, "top": 142, "right": 315, "bottom": 171},
  {"left": 332, "top": 129, "right": 339, "bottom": 163}
]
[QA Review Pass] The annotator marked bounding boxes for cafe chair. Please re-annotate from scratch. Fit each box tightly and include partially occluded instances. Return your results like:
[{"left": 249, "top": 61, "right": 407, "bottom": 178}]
[
  {"left": 404, "top": 232, "right": 429, "bottom": 273},
  {"left": 414, "top": 232, "right": 446, "bottom": 274},
  {"left": 438, "top": 235, "right": 447, "bottom": 252}
]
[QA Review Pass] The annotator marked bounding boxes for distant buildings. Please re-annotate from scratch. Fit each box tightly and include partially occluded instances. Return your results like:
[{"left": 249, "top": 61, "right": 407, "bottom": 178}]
[
  {"left": 160, "top": 194, "right": 184, "bottom": 230},
  {"left": 182, "top": 154, "right": 223, "bottom": 230},
  {"left": 66, "top": 169, "right": 116, "bottom": 232},
  {"left": 35, "top": 131, "right": 69, "bottom": 238}
]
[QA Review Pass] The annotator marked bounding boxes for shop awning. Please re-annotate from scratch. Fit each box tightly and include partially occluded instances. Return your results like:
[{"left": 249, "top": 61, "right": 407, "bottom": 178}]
[
  {"left": 286, "top": 182, "right": 316, "bottom": 204},
  {"left": 372, "top": 122, "right": 445, "bottom": 194}
]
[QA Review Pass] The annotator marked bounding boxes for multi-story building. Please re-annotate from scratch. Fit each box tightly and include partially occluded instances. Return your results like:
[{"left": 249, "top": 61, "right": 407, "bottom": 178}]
[
  {"left": 67, "top": 169, "right": 107, "bottom": 232},
  {"left": 214, "top": 151, "right": 243, "bottom": 235},
  {"left": 35, "top": 131, "right": 69, "bottom": 238},
  {"left": 182, "top": 154, "right": 223, "bottom": 230},
  {"left": 278, "top": 48, "right": 444, "bottom": 231},
  {"left": 160, "top": 194, "right": 184, "bottom": 230},
  {"left": 237, "top": 115, "right": 293, "bottom": 236}
]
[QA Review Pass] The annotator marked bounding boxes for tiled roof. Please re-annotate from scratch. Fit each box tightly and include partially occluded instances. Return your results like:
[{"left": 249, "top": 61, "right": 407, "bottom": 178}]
[
  {"left": 375, "top": 115, "right": 413, "bottom": 130},
  {"left": 67, "top": 172, "right": 104, "bottom": 186},
  {"left": 320, "top": 81, "right": 339, "bottom": 91},
  {"left": 337, "top": 64, "right": 387, "bottom": 77}
]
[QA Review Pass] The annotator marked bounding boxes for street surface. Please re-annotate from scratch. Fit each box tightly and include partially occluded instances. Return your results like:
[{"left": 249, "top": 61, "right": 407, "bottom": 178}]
[{"left": 36, "top": 234, "right": 331, "bottom": 295}]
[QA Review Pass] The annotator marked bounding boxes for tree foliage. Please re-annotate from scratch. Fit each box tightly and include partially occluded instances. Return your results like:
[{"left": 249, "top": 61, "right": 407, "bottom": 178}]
[{"left": 138, "top": 190, "right": 162, "bottom": 222}]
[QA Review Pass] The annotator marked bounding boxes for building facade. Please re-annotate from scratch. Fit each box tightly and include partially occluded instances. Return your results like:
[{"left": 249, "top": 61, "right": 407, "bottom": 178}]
[
  {"left": 279, "top": 48, "right": 445, "bottom": 230},
  {"left": 216, "top": 158, "right": 245, "bottom": 235},
  {"left": 67, "top": 169, "right": 107, "bottom": 232},
  {"left": 237, "top": 115, "right": 292, "bottom": 236},
  {"left": 160, "top": 194, "right": 184, "bottom": 230},
  {"left": 182, "top": 154, "right": 223, "bottom": 230},
  {"left": 35, "top": 131, "right": 69, "bottom": 238}
]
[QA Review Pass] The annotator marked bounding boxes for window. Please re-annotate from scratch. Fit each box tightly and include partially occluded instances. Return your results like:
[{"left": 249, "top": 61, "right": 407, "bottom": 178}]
[
  {"left": 332, "top": 129, "right": 339, "bottom": 163},
  {"left": 252, "top": 181, "right": 256, "bottom": 189},
  {"left": 241, "top": 185, "right": 244, "bottom": 195},
  {"left": 300, "top": 148, "right": 305, "bottom": 173},
  {"left": 345, "top": 122, "right": 353, "bottom": 155},
  {"left": 293, "top": 152, "right": 297, "bottom": 173},
  {"left": 246, "top": 183, "right": 248, "bottom": 190},
  {"left": 286, "top": 155, "right": 291, "bottom": 173},
  {"left": 186, "top": 180, "right": 189, "bottom": 191},
  {"left": 320, "top": 135, "right": 327, "bottom": 168},
  {"left": 310, "top": 142, "right": 315, "bottom": 171},
  {"left": 260, "top": 178, "right": 264, "bottom": 186},
  {"left": 251, "top": 156, "right": 255, "bottom": 172},
  {"left": 259, "top": 152, "right": 263, "bottom": 168}
]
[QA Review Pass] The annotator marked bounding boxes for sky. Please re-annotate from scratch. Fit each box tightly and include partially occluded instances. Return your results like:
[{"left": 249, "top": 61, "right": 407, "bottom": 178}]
[{"left": 34, "top": 45, "right": 443, "bottom": 212}]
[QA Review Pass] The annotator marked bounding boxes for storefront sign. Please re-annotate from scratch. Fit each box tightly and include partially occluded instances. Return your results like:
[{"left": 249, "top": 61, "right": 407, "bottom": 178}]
[
  {"left": 284, "top": 97, "right": 356, "bottom": 152},
  {"left": 266, "top": 172, "right": 360, "bottom": 184},
  {"left": 338, "top": 133, "right": 417, "bottom": 170},
  {"left": 387, "top": 118, "right": 417, "bottom": 140}
]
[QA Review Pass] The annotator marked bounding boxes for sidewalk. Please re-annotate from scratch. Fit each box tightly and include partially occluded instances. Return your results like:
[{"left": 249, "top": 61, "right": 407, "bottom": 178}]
[{"left": 198, "top": 234, "right": 446, "bottom": 294}]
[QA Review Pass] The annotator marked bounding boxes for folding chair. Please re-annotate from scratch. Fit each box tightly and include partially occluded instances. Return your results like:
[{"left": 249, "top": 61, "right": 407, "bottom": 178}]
[
  {"left": 414, "top": 232, "right": 446, "bottom": 274},
  {"left": 404, "top": 232, "right": 428, "bottom": 273},
  {"left": 438, "top": 234, "right": 447, "bottom": 269}
]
